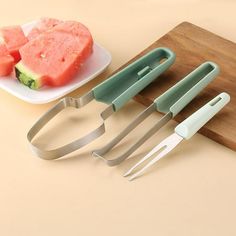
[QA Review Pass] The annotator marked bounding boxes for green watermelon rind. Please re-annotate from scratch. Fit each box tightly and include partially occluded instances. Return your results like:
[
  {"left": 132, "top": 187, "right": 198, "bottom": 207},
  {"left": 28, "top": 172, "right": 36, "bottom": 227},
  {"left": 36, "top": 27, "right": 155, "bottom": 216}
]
[{"left": 15, "top": 61, "right": 42, "bottom": 90}]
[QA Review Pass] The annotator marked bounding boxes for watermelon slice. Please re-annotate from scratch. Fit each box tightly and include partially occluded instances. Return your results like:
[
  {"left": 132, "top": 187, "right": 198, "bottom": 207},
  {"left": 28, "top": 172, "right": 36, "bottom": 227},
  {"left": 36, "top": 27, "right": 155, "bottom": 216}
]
[
  {"left": 15, "top": 21, "right": 93, "bottom": 89},
  {"left": 27, "top": 18, "right": 63, "bottom": 40},
  {"left": 0, "top": 26, "right": 28, "bottom": 62},
  {"left": 0, "top": 44, "right": 14, "bottom": 76}
]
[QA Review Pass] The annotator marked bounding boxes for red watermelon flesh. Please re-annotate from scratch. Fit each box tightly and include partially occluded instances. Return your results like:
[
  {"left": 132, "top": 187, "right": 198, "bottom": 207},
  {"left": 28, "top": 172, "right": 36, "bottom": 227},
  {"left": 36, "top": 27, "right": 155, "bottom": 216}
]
[
  {"left": 0, "top": 26, "right": 28, "bottom": 62},
  {"left": 27, "top": 28, "right": 41, "bottom": 41},
  {"left": 0, "top": 44, "right": 14, "bottom": 76},
  {"left": 27, "top": 18, "right": 63, "bottom": 40},
  {"left": 16, "top": 21, "right": 93, "bottom": 89}
]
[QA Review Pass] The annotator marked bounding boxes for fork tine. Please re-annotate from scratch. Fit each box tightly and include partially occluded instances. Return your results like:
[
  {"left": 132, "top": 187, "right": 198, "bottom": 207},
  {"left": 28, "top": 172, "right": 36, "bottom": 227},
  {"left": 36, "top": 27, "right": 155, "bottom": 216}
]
[
  {"left": 128, "top": 145, "right": 171, "bottom": 181},
  {"left": 123, "top": 138, "right": 167, "bottom": 177},
  {"left": 124, "top": 133, "right": 183, "bottom": 181}
]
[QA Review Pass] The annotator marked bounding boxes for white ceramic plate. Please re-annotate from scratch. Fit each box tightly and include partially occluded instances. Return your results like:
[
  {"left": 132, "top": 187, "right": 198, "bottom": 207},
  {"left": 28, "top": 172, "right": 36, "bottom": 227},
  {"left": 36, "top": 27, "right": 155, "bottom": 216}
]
[{"left": 0, "top": 21, "right": 111, "bottom": 104}]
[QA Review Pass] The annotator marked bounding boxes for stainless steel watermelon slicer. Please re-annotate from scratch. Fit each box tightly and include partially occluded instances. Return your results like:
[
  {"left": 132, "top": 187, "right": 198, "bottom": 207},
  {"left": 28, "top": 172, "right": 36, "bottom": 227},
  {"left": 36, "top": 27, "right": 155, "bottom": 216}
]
[{"left": 27, "top": 48, "right": 175, "bottom": 159}]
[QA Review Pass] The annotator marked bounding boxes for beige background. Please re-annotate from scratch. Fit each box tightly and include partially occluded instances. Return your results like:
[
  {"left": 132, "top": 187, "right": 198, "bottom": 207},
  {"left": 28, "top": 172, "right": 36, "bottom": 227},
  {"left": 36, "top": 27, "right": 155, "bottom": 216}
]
[{"left": 1, "top": 0, "right": 236, "bottom": 235}]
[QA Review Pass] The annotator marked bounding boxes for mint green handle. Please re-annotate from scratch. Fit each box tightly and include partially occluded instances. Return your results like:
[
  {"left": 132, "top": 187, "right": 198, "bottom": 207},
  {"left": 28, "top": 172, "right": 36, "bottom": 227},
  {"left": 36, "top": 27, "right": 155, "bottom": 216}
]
[
  {"left": 154, "top": 61, "right": 219, "bottom": 116},
  {"left": 92, "top": 47, "right": 175, "bottom": 111},
  {"left": 175, "top": 92, "right": 230, "bottom": 140}
]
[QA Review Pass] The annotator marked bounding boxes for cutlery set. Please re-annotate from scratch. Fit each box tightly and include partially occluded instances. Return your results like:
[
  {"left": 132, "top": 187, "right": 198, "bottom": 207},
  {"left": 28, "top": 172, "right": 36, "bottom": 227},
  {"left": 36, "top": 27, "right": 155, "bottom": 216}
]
[{"left": 27, "top": 47, "right": 230, "bottom": 180}]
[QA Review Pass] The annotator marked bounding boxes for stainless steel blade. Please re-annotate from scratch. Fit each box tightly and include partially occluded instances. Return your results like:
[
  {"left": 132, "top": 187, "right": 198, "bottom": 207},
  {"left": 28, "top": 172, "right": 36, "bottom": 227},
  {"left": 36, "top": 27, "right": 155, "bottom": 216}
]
[
  {"left": 27, "top": 91, "right": 115, "bottom": 160},
  {"left": 92, "top": 106, "right": 172, "bottom": 166}
]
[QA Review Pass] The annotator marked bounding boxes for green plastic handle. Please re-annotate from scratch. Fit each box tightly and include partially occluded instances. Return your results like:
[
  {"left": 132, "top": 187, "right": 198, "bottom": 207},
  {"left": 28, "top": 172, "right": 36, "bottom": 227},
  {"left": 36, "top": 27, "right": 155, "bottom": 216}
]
[
  {"left": 92, "top": 47, "right": 175, "bottom": 111},
  {"left": 154, "top": 61, "right": 220, "bottom": 116},
  {"left": 175, "top": 92, "right": 230, "bottom": 140}
]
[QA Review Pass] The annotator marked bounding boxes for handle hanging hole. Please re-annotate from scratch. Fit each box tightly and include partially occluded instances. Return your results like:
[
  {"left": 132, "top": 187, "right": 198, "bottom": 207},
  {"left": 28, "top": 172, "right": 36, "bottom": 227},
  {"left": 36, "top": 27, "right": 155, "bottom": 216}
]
[{"left": 210, "top": 97, "right": 222, "bottom": 106}]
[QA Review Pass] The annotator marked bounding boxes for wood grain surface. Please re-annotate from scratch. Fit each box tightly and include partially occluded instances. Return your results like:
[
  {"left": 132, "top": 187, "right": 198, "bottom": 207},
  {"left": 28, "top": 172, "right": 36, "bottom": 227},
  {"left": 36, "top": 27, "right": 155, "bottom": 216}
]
[{"left": 111, "top": 22, "right": 236, "bottom": 151}]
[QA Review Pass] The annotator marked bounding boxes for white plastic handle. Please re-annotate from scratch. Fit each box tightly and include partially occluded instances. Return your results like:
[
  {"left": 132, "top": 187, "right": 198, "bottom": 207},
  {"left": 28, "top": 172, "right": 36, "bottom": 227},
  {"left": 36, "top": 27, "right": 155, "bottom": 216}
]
[{"left": 175, "top": 92, "right": 230, "bottom": 140}]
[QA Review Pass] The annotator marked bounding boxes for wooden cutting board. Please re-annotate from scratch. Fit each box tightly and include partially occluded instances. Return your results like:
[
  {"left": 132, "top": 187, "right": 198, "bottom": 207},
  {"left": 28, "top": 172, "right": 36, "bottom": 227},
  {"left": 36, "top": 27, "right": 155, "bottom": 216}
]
[{"left": 112, "top": 22, "right": 236, "bottom": 151}]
